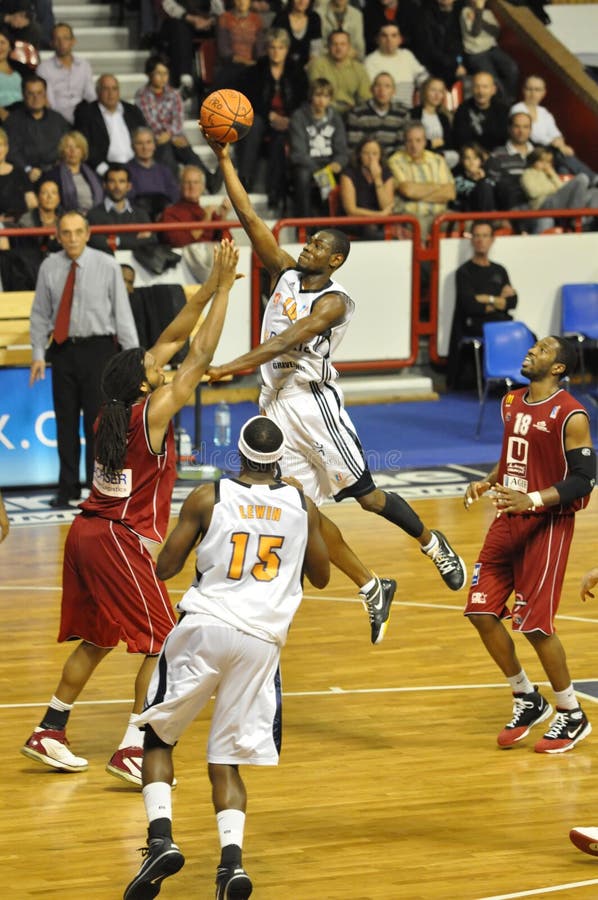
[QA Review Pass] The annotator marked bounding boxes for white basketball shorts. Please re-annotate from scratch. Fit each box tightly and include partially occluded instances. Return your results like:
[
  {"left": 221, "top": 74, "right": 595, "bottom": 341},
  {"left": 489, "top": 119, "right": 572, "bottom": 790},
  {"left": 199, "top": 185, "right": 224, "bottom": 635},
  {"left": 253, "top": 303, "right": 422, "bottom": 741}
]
[
  {"left": 136, "top": 614, "right": 282, "bottom": 765},
  {"left": 259, "top": 382, "right": 374, "bottom": 506}
]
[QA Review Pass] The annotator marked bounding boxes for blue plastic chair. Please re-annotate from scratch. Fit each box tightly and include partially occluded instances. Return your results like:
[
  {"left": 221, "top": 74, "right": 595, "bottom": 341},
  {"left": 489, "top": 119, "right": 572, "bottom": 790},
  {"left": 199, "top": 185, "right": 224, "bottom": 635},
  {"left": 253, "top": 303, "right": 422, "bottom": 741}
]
[
  {"left": 561, "top": 283, "right": 598, "bottom": 383},
  {"left": 475, "top": 321, "right": 535, "bottom": 438}
]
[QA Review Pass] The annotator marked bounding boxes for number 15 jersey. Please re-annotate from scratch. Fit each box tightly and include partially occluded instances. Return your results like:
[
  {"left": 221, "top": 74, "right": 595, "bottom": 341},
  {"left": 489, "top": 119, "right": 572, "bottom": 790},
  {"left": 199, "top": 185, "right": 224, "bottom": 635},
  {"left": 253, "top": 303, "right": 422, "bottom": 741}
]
[{"left": 178, "top": 477, "right": 308, "bottom": 646}]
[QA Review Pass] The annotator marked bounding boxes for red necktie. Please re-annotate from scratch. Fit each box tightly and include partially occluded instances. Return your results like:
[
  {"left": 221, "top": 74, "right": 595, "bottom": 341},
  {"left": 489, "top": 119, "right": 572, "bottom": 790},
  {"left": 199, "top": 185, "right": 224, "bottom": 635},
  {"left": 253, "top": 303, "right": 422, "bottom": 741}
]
[{"left": 53, "top": 261, "right": 77, "bottom": 345}]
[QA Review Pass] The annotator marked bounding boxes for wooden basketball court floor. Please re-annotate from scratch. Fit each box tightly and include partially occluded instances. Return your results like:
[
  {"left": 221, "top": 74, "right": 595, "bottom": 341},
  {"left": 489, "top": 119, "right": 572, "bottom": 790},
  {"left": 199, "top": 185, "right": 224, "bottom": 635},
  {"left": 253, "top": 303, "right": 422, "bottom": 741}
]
[{"left": 5, "top": 490, "right": 598, "bottom": 899}]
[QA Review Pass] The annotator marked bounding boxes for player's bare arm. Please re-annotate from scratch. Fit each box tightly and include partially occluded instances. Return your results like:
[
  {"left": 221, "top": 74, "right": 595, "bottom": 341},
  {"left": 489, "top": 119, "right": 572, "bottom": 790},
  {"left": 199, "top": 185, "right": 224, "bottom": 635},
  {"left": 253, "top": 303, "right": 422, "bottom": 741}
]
[
  {"left": 494, "top": 411, "right": 594, "bottom": 514},
  {"left": 303, "top": 500, "right": 330, "bottom": 589},
  {"left": 205, "top": 138, "right": 295, "bottom": 277},
  {"left": 208, "top": 292, "right": 347, "bottom": 380},
  {"left": 147, "top": 241, "right": 239, "bottom": 448},
  {"left": 148, "top": 243, "right": 221, "bottom": 369},
  {"left": 156, "top": 484, "right": 216, "bottom": 580}
]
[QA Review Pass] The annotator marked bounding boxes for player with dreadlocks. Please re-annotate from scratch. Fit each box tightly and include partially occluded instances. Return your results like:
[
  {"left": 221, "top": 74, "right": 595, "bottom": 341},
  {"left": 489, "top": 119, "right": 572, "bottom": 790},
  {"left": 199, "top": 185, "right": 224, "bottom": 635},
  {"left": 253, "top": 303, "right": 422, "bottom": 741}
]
[{"left": 21, "top": 239, "right": 239, "bottom": 785}]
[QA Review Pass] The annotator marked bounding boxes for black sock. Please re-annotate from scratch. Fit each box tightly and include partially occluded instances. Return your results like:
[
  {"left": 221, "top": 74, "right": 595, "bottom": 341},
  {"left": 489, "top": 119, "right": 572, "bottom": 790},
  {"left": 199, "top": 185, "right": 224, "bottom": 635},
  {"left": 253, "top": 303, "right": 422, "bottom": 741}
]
[
  {"left": 220, "top": 844, "right": 242, "bottom": 867},
  {"left": 148, "top": 818, "right": 173, "bottom": 841},
  {"left": 40, "top": 707, "right": 70, "bottom": 731},
  {"left": 378, "top": 491, "right": 424, "bottom": 538}
]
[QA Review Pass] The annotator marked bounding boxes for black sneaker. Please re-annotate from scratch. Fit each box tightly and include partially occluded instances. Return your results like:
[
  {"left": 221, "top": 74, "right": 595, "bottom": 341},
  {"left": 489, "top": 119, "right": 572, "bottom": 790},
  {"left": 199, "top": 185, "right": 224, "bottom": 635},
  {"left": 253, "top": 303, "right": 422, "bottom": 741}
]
[
  {"left": 425, "top": 530, "right": 467, "bottom": 591},
  {"left": 359, "top": 576, "right": 396, "bottom": 645},
  {"left": 534, "top": 706, "right": 592, "bottom": 754},
  {"left": 124, "top": 837, "right": 184, "bottom": 899},
  {"left": 215, "top": 864, "right": 253, "bottom": 899},
  {"left": 497, "top": 688, "right": 553, "bottom": 747}
]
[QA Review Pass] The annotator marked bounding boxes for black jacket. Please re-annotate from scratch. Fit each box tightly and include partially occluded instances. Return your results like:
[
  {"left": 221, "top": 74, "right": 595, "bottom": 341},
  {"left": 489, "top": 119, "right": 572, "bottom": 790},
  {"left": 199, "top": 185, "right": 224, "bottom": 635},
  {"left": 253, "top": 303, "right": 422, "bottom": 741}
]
[{"left": 73, "top": 100, "right": 147, "bottom": 172}]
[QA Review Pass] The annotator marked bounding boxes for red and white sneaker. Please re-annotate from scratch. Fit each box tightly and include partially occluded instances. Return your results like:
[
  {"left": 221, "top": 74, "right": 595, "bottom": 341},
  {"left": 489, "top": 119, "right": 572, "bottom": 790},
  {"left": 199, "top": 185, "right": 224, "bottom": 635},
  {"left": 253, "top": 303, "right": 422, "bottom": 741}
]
[
  {"left": 106, "top": 746, "right": 143, "bottom": 786},
  {"left": 534, "top": 707, "right": 592, "bottom": 754},
  {"left": 21, "top": 727, "right": 88, "bottom": 772},
  {"left": 106, "top": 746, "right": 178, "bottom": 788},
  {"left": 570, "top": 827, "right": 598, "bottom": 856}
]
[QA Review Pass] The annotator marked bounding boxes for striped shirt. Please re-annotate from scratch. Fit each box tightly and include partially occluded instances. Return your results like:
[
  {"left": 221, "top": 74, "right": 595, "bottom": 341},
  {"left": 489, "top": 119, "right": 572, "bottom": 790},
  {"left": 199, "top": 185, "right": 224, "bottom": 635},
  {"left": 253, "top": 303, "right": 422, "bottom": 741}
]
[{"left": 388, "top": 147, "right": 454, "bottom": 217}]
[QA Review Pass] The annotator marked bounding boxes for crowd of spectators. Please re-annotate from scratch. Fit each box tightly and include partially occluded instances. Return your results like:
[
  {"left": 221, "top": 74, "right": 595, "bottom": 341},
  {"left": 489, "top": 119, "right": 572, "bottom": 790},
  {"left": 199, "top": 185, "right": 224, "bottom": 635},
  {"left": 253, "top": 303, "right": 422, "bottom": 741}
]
[{"left": 0, "top": 0, "right": 595, "bottom": 293}]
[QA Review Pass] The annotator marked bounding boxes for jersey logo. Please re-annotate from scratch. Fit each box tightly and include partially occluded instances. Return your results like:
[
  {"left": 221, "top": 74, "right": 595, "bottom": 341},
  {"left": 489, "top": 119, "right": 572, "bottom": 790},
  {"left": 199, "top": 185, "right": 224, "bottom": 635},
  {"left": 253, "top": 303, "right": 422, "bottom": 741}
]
[
  {"left": 533, "top": 420, "right": 550, "bottom": 433},
  {"left": 505, "top": 393, "right": 515, "bottom": 406},
  {"left": 272, "top": 291, "right": 282, "bottom": 306},
  {"left": 282, "top": 297, "right": 297, "bottom": 322},
  {"left": 550, "top": 405, "right": 561, "bottom": 419}
]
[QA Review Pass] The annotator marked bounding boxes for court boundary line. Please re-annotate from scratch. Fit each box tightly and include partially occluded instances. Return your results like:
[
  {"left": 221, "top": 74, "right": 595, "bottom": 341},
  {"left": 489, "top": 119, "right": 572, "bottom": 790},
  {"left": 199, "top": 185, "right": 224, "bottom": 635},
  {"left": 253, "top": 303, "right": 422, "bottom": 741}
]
[{"left": 477, "top": 876, "right": 598, "bottom": 898}]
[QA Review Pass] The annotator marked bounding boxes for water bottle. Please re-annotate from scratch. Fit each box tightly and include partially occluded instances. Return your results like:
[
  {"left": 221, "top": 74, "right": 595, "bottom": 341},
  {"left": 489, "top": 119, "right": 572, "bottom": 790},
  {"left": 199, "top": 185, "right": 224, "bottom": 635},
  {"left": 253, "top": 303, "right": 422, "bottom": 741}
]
[
  {"left": 214, "top": 401, "right": 231, "bottom": 447},
  {"left": 176, "top": 427, "right": 193, "bottom": 465}
]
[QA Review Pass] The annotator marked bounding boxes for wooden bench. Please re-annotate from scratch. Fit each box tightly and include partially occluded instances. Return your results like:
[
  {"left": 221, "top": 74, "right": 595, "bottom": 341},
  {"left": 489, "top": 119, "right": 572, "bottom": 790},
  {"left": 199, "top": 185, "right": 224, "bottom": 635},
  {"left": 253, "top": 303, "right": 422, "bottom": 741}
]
[
  {"left": 0, "top": 287, "right": 202, "bottom": 368},
  {"left": 0, "top": 291, "right": 34, "bottom": 367}
]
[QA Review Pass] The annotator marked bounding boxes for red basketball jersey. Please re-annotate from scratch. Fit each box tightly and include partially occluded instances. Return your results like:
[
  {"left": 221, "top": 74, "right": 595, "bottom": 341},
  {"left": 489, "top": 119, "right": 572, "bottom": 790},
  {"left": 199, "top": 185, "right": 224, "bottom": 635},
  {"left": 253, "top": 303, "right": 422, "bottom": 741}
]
[
  {"left": 82, "top": 398, "right": 177, "bottom": 542},
  {"left": 498, "top": 387, "right": 590, "bottom": 513}
]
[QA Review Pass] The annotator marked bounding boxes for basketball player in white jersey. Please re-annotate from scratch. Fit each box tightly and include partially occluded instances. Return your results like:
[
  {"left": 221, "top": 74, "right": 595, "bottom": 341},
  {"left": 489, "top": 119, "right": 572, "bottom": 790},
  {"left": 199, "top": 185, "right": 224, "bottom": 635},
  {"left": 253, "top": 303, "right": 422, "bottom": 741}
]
[
  {"left": 123, "top": 416, "right": 329, "bottom": 900},
  {"left": 203, "top": 138, "right": 466, "bottom": 647}
]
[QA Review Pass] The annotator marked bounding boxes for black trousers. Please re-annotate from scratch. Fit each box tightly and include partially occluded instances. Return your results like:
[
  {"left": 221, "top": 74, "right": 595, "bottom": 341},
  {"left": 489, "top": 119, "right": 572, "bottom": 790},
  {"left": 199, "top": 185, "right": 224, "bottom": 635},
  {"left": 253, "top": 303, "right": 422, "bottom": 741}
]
[{"left": 46, "top": 335, "right": 118, "bottom": 499}]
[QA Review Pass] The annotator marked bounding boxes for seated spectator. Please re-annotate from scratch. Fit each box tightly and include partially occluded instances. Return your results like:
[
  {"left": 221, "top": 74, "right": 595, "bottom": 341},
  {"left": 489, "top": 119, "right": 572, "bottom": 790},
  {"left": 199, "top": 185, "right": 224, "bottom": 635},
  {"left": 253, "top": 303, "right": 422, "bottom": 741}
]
[
  {"left": 288, "top": 77, "right": 349, "bottom": 218},
  {"left": 412, "top": 0, "right": 466, "bottom": 90},
  {"left": 158, "top": 0, "right": 222, "bottom": 90},
  {"left": 339, "top": 137, "right": 395, "bottom": 239},
  {"left": 510, "top": 75, "right": 596, "bottom": 180},
  {"left": 307, "top": 29, "right": 371, "bottom": 117},
  {"left": 272, "top": 0, "right": 322, "bottom": 69},
  {"left": 447, "top": 219, "right": 517, "bottom": 389},
  {"left": 364, "top": 0, "right": 419, "bottom": 56},
  {"left": 346, "top": 71, "right": 410, "bottom": 155},
  {"left": 0, "top": 27, "right": 24, "bottom": 120},
  {"left": 388, "top": 119, "right": 455, "bottom": 242},
  {"left": 452, "top": 71, "right": 509, "bottom": 154},
  {"left": 134, "top": 53, "right": 220, "bottom": 192},
  {"left": 234, "top": 27, "right": 307, "bottom": 208},
  {"left": 460, "top": 0, "right": 518, "bottom": 102},
  {"left": 2, "top": 0, "right": 42, "bottom": 51},
  {"left": 44, "top": 130, "right": 104, "bottom": 214},
  {"left": 520, "top": 146, "right": 598, "bottom": 233},
  {"left": 365, "top": 22, "right": 428, "bottom": 107},
  {"left": 161, "top": 164, "right": 231, "bottom": 247},
  {"left": 486, "top": 110, "right": 534, "bottom": 213},
  {"left": 74, "top": 73, "right": 147, "bottom": 175},
  {"left": 15, "top": 177, "right": 62, "bottom": 285},
  {"left": 451, "top": 141, "right": 495, "bottom": 213},
  {"left": 411, "top": 75, "right": 457, "bottom": 168},
  {"left": 4, "top": 74, "right": 69, "bottom": 185},
  {"left": 36, "top": 23, "right": 96, "bottom": 124},
  {"left": 127, "top": 126, "right": 180, "bottom": 219},
  {"left": 0, "top": 124, "right": 35, "bottom": 221},
  {"left": 319, "top": 0, "right": 365, "bottom": 59},
  {"left": 87, "top": 162, "right": 158, "bottom": 254},
  {"left": 213, "top": 0, "right": 267, "bottom": 90}
]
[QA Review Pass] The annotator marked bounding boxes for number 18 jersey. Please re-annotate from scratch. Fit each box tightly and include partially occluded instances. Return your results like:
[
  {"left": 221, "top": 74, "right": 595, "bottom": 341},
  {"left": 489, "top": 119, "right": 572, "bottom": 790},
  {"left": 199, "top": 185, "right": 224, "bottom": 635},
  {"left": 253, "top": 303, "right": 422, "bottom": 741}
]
[{"left": 178, "top": 478, "right": 308, "bottom": 646}]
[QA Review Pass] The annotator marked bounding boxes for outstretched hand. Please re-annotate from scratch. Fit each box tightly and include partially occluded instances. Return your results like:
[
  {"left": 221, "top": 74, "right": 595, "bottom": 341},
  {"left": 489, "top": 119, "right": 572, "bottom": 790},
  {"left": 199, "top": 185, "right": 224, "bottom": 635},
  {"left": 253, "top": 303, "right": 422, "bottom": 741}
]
[
  {"left": 215, "top": 238, "right": 240, "bottom": 290},
  {"left": 201, "top": 130, "right": 230, "bottom": 161},
  {"left": 580, "top": 567, "right": 598, "bottom": 602}
]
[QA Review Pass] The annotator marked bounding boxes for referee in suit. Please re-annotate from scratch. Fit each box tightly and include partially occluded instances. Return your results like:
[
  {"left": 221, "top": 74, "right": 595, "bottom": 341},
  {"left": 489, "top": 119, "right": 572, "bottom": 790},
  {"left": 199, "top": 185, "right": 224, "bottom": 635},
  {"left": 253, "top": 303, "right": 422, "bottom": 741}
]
[{"left": 29, "top": 211, "right": 139, "bottom": 507}]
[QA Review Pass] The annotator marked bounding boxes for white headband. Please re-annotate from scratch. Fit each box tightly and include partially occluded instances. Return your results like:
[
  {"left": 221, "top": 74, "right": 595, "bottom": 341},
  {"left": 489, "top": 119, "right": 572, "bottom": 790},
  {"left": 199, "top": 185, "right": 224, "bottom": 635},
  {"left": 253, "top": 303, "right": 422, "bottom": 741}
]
[{"left": 238, "top": 416, "right": 285, "bottom": 464}]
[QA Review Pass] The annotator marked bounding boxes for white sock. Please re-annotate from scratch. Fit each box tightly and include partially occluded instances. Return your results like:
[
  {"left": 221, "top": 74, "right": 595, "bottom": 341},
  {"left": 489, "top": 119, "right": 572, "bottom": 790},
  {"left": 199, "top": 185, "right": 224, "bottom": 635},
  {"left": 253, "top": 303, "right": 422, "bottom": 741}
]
[
  {"left": 422, "top": 534, "right": 439, "bottom": 556},
  {"left": 119, "top": 716, "right": 145, "bottom": 749},
  {"left": 507, "top": 671, "right": 534, "bottom": 694},
  {"left": 49, "top": 695, "right": 73, "bottom": 712},
  {"left": 143, "top": 782, "right": 172, "bottom": 823},
  {"left": 216, "top": 809, "right": 246, "bottom": 849},
  {"left": 359, "top": 576, "right": 377, "bottom": 596},
  {"left": 554, "top": 685, "right": 578, "bottom": 710}
]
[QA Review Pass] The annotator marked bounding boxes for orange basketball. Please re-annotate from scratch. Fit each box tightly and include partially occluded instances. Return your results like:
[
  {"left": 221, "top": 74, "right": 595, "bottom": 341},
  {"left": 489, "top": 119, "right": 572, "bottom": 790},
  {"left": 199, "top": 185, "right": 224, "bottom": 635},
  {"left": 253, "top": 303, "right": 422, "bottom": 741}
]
[{"left": 199, "top": 89, "right": 254, "bottom": 144}]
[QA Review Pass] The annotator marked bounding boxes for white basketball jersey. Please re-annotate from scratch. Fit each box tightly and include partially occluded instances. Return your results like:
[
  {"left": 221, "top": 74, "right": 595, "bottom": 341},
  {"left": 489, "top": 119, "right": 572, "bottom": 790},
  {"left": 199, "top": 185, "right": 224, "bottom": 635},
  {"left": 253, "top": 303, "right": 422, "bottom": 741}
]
[
  {"left": 178, "top": 478, "right": 309, "bottom": 646},
  {"left": 260, "top": 268, "right": 355, "bottom": 390}
]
